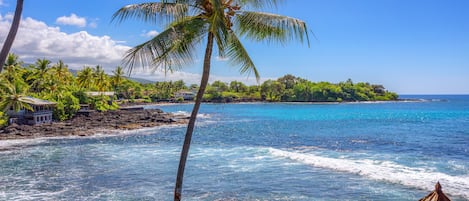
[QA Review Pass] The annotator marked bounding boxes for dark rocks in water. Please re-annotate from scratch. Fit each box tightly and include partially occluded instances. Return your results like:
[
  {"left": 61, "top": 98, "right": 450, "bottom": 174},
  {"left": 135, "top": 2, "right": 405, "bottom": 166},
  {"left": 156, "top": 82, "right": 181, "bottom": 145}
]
[{"left": 0, "top": 109, "right": 188, "bottom": 140}]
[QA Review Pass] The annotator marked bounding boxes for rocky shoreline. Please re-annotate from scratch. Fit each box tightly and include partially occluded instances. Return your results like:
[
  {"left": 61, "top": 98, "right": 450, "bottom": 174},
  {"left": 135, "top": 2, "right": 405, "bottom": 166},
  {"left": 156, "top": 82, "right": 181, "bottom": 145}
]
[{"left": 0, "top": 108, "right": 189, "bottom": 141}]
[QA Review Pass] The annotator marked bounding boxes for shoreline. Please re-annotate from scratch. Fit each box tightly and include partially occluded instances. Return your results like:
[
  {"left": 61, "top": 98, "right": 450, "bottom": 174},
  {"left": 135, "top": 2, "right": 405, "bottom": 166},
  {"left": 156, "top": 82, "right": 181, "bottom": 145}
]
[
  {"left": 0, "top": 98, "right": 425, "bottom": 143},
  {"left": 0, "top": 108, "right": 189, "bottom": 142}
]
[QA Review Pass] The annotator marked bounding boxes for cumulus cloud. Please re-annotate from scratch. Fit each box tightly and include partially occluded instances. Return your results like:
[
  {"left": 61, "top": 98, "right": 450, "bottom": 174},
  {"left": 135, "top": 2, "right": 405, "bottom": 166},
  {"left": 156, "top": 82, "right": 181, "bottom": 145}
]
[
  {"left": 0, "top": 14, "right": 129, "bottom": 73},
  {"left": 128, "top": 67, "right": 263, "bottom": 85},
  {"left": 142, "top": 30, "right": 159, "bottom": 38},
  {"left": 55, "top": 13, "right": 86, "bottom": 27},
  {"left": 216, "top": 56, "right": 229, "bottom": 61},
  {"left": 0, "top": 14, "right": 262, "bottom": 84},
  {"left": 88, "top": 21, "right": 97, "bottom": 28}
]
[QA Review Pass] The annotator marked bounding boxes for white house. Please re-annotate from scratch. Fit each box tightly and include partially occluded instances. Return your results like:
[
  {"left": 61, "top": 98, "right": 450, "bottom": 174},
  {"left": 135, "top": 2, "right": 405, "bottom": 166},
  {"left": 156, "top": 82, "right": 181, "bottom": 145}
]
[{"left": 174, "top": 91, "right": 196, "bottom": 100}]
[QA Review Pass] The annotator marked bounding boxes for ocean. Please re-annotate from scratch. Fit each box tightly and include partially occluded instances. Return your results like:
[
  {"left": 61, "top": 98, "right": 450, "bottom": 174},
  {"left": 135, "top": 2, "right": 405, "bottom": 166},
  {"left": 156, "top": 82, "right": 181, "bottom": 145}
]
[{"left": 1, "top": 95, "right": 468, "bottom": 200}]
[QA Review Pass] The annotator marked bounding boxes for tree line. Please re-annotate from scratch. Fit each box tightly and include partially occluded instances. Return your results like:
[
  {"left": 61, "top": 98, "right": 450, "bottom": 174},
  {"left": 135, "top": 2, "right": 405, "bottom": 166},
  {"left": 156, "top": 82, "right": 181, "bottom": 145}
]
[
  {"left": 0, "top": 54, "right": 398, "bottom": 126},
  {"left": 203, "top": 74, "right": 398, "bottom": 103}
]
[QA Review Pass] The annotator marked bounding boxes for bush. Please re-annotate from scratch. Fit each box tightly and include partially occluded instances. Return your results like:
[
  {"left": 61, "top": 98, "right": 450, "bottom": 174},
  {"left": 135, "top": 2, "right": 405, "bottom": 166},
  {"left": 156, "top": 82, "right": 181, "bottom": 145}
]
[
  {"left": 52, "top": 92, "right": 80, "bottom": 121},
  {"left": 0, "top": 111, "right": 8, "bottom": 127}
]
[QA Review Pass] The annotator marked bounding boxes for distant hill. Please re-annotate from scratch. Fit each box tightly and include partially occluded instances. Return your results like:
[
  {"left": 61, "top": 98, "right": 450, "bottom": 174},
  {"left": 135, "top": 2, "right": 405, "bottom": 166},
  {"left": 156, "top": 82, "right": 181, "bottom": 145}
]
[
  {"left": 69, "top": 69, "right": 79, "bottom": 76},
  {"left": 126, "top": 77, "right": 155, "bottom": 84}
]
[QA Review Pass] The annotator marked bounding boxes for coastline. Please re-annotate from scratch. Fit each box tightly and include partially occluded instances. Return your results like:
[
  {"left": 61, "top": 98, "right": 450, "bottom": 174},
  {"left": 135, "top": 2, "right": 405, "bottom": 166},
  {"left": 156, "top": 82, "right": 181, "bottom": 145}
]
[
  {"left": 0, "top": 108, "right": 189, "bottom": 142},
  {"left": 0, "top": 98, "right": 423, "bottom": 142}
]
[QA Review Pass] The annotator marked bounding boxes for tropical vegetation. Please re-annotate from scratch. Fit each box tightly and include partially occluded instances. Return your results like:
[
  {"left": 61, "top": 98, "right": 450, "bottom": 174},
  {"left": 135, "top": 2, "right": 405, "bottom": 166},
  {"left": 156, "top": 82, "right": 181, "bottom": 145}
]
[
  {"left": 111, "top": 0, "right": 311, "bottom": 200},
  {"left": 0, "top": 54, "right": 398, "bottom": 127},
  {"left": 0, "top": 0, "right": 24, "bottom": 70}
]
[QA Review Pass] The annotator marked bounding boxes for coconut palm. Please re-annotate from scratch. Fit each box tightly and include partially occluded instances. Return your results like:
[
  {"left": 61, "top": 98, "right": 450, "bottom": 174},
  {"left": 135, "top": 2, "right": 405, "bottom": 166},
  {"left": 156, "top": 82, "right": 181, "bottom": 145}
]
[
  {"left": 93, "top": 66, "right": 110, "bottom": 92},
  {"left": 28, "top": 58, "right": 52, "bottom": 92},
  {"left": 0, "top": 0, "right": 24, "bottom": 71},
  {"left": 77, "top": 66, "right": 95, "bottom": 90},
  {"left": 1, "top": 53, "right": 24, "bottom": 84},
  {"left": 113, "top": 1, "right": 309, "bottom": 200},
  {"left": 111, "top": 66, "right": 125, "bottom": 95},
  {"left": 0, "top": 79, "right": 32, "bottom": 113},
  {"left": 51, "top": 60, "right": 73, "bottom": 86}
]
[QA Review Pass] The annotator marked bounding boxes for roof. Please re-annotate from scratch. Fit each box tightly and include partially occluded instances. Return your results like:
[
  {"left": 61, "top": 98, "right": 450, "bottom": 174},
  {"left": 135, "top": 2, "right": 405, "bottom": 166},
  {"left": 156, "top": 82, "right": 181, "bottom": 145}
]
[
  {"left": 175, "top": 91, "right": 196, "bottom": 95},
  {"left": 19, "top": 96, "right": 56, "bottom": 106},
  {"left": 85, "top": 91, "right": 115, "bottom": 96},
  {"left": 419, "top": 182, "right": 451, "bottom": 201}
]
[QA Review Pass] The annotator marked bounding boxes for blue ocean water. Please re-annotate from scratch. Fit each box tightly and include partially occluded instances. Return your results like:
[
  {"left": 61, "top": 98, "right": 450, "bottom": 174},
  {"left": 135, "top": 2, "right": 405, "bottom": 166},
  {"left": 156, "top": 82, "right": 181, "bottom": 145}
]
[{"left": 0, "top": 95, "right": 468, "bottom": 200}]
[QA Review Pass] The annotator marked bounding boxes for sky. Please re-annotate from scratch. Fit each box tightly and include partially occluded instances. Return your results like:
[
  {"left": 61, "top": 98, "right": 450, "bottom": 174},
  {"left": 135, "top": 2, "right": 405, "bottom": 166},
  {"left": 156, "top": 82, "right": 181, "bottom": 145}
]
[{"left": 0, "top": 0, "right": 468, "bottom": 94}]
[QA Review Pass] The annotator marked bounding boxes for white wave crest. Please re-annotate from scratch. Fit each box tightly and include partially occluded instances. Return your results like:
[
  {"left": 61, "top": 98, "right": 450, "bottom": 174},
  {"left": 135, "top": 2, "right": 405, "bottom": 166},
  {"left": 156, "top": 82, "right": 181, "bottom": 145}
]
[
  {"left": 269, "top": 148, "right": 469, "bottom": 199},
  {"left": 172, "top": 111, "right": 190, "bottom": 116},
  {"left": 171, "top": 111, "right": 211, "bottom": 119}
]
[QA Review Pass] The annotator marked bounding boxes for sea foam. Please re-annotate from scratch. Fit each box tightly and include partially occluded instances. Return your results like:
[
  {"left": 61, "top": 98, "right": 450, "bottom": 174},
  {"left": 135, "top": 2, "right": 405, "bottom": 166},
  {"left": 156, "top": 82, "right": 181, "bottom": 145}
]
[{"left": 269, "top": 148, "right": 469, "bottom": 199}]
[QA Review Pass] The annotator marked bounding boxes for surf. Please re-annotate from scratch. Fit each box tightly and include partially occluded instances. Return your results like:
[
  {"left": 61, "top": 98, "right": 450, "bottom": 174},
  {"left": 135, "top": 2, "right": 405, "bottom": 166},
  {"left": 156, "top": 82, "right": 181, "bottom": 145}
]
[{"left": 268, "top": 148, "right": 469, "bottom": 199}]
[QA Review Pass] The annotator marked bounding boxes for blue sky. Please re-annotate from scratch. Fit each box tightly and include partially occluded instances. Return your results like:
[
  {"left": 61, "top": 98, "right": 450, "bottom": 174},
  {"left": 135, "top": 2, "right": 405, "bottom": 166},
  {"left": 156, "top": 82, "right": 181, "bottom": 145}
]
[{"left": 0, "top": 0, "right": 468, "bottom": 94}]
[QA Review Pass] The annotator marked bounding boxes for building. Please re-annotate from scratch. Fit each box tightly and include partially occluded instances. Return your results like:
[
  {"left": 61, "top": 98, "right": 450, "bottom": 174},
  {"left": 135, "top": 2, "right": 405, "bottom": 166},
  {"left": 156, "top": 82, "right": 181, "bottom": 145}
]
[
  {"left": 174, "top": 91, "right": 196, "bottom": 101},
  {"left": 84, "top": 91, "right": 115, "bottom": 97},
  {"left": 8, "top": 97, "right": 56, "bottom": 125},
  {"left": 85, "top": 91, "right": 115, "bottom": 105}
]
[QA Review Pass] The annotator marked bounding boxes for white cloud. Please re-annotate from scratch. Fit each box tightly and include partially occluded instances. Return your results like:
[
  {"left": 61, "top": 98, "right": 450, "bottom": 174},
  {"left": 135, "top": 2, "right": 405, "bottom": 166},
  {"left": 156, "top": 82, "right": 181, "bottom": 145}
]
[
  {"left": 88, "top": 21, "right": 97, "bottom": 28},
  {"left": 216, "top": 56, "right": 229, "bottom": 61},
  {"left": 55, "top": 13, "right": 86, "bottom": 27},
  {"left": 142, "top": 30, "right": 159, "bottom": 38},
  {"left": 129, "top": 68, "right": 264, "bottom": 85},
  {"left": 0, "top": 14, "right": 264, "bottom": 85},
  {"left": 0, "top": 14, "right": 129, "bottom": 73}
]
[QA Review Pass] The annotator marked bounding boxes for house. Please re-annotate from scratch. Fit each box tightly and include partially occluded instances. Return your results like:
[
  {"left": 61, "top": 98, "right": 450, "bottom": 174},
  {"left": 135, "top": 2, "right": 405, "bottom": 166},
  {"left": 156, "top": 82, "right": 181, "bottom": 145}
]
[
  {"left": 8, "top": 97, "right": 56, "bottom": 125},
  {"left": 84, "top": 91, "right": 116, "bottom": 106},
  {"left": 174, "top": 91, "right": 196, "bottom": 101},
  {"left": 84, "top": 91, "right": 115, "bottom": 97}
]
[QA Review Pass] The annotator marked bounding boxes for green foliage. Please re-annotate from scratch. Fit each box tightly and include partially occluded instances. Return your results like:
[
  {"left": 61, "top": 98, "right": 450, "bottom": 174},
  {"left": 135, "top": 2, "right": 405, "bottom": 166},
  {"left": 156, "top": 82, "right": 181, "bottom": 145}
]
[
  {"left": 175, "top": 97, "right": 184, "bottom": 103},
  {"left": 0, "top": 111, "right": 7, "bottom": 127},
  {"left": 52, "top": 92, "right": 80, "bottom": 121},
  {"left": 90, "top": 95, "right": 118, "bottom": 112},
  {"left": 0, "top": 54, "right": 399, "bottom": 124}
]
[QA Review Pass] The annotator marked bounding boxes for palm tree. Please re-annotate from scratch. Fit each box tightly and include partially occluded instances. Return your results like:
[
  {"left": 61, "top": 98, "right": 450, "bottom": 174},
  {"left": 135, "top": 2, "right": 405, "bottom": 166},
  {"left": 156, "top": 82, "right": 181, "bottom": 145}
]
[
  {"left": 0, "top": 79, "right": 32, "bottom": 113},
  {"left": 0, "top": 0, "right": 24, "bottom": 71},
  {"left": 51, "top": 60, "right": 73, "bottom": 86},
  {"left": 28, "top": 58, "right": 52, "bottom": 92},
  {"left": 113, "top": 1, "right": 309, "bottom": 200},
  {"left": 77, "top": 66, "right": 95, "bottom": 90},
  {"left": 111, "top": 66, "right": 125, "bottom": 95},
  {"left": 1, "top": 53, "right": 24, "bottom": 84}
]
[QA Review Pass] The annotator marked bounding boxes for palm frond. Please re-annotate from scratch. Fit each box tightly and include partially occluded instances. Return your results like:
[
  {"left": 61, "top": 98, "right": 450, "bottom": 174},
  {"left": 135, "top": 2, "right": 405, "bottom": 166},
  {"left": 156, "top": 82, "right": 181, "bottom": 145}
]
[
  {"left": 234, "top": 0, "right": 283, "bottom": 9},
  {"left": 122, "top": 16, "right": 208, "bottom": 74},
  {"left": 112, "top": 2, "right": 190, "bottom": 25},
  {"left": 209, "top": 0, "right": 230, "bottom": 58},
  {"left": 225, "top": 32, "right": 260, "bottom": 81},
  {"left": 235, "top": 11, "right": 310, "bottom": 46}
]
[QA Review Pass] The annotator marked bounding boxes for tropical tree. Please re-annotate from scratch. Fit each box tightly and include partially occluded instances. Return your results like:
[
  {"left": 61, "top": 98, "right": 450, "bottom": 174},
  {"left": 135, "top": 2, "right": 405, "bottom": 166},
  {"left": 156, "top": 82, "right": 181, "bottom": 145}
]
[
  {"left": 0, "top": 0, "right": 24, "bottom": 71},
  {"left": 113, "top": 1, "right": 309, "bottom": 199},
  {"left": 51, "top": 60, "right": 73, "bottom": 86},
  {"left": 77, "top": 66, "right": 95, "bottom": 90},
  {"left": 229, "top": 80, "right": 247, "bottom": 93},
  {"left": 111, "top": 66, "right": 126, "bottom": 95},
  {"left": 0, "top": 79, "right": 32, "bottom": 113},
  {"left": 28, "top": 58, "right": 52, "bottom": 92},
  {"left": 94, "top": 66, "right": 110, "bottom": 92},
  {"left": 1, "top": 53, "right": 24, "bottom": 84}
]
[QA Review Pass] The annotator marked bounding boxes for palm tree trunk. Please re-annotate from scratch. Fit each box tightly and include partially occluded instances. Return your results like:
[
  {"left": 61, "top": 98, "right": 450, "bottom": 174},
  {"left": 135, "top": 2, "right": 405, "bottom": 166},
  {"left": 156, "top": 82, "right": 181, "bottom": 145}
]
[
  {"left": 174, "top": 32, "right": 214, "bottom": 201},
  {"left": 0, "top": 0, "right": 24, "bottom": 72}
]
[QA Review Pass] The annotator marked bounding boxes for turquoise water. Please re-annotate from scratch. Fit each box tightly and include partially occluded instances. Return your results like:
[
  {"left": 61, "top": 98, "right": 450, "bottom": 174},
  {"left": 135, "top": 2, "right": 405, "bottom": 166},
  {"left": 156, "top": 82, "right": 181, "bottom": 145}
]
[{"left": 1, "top": 95, "right": 468, "bottom": 200}]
